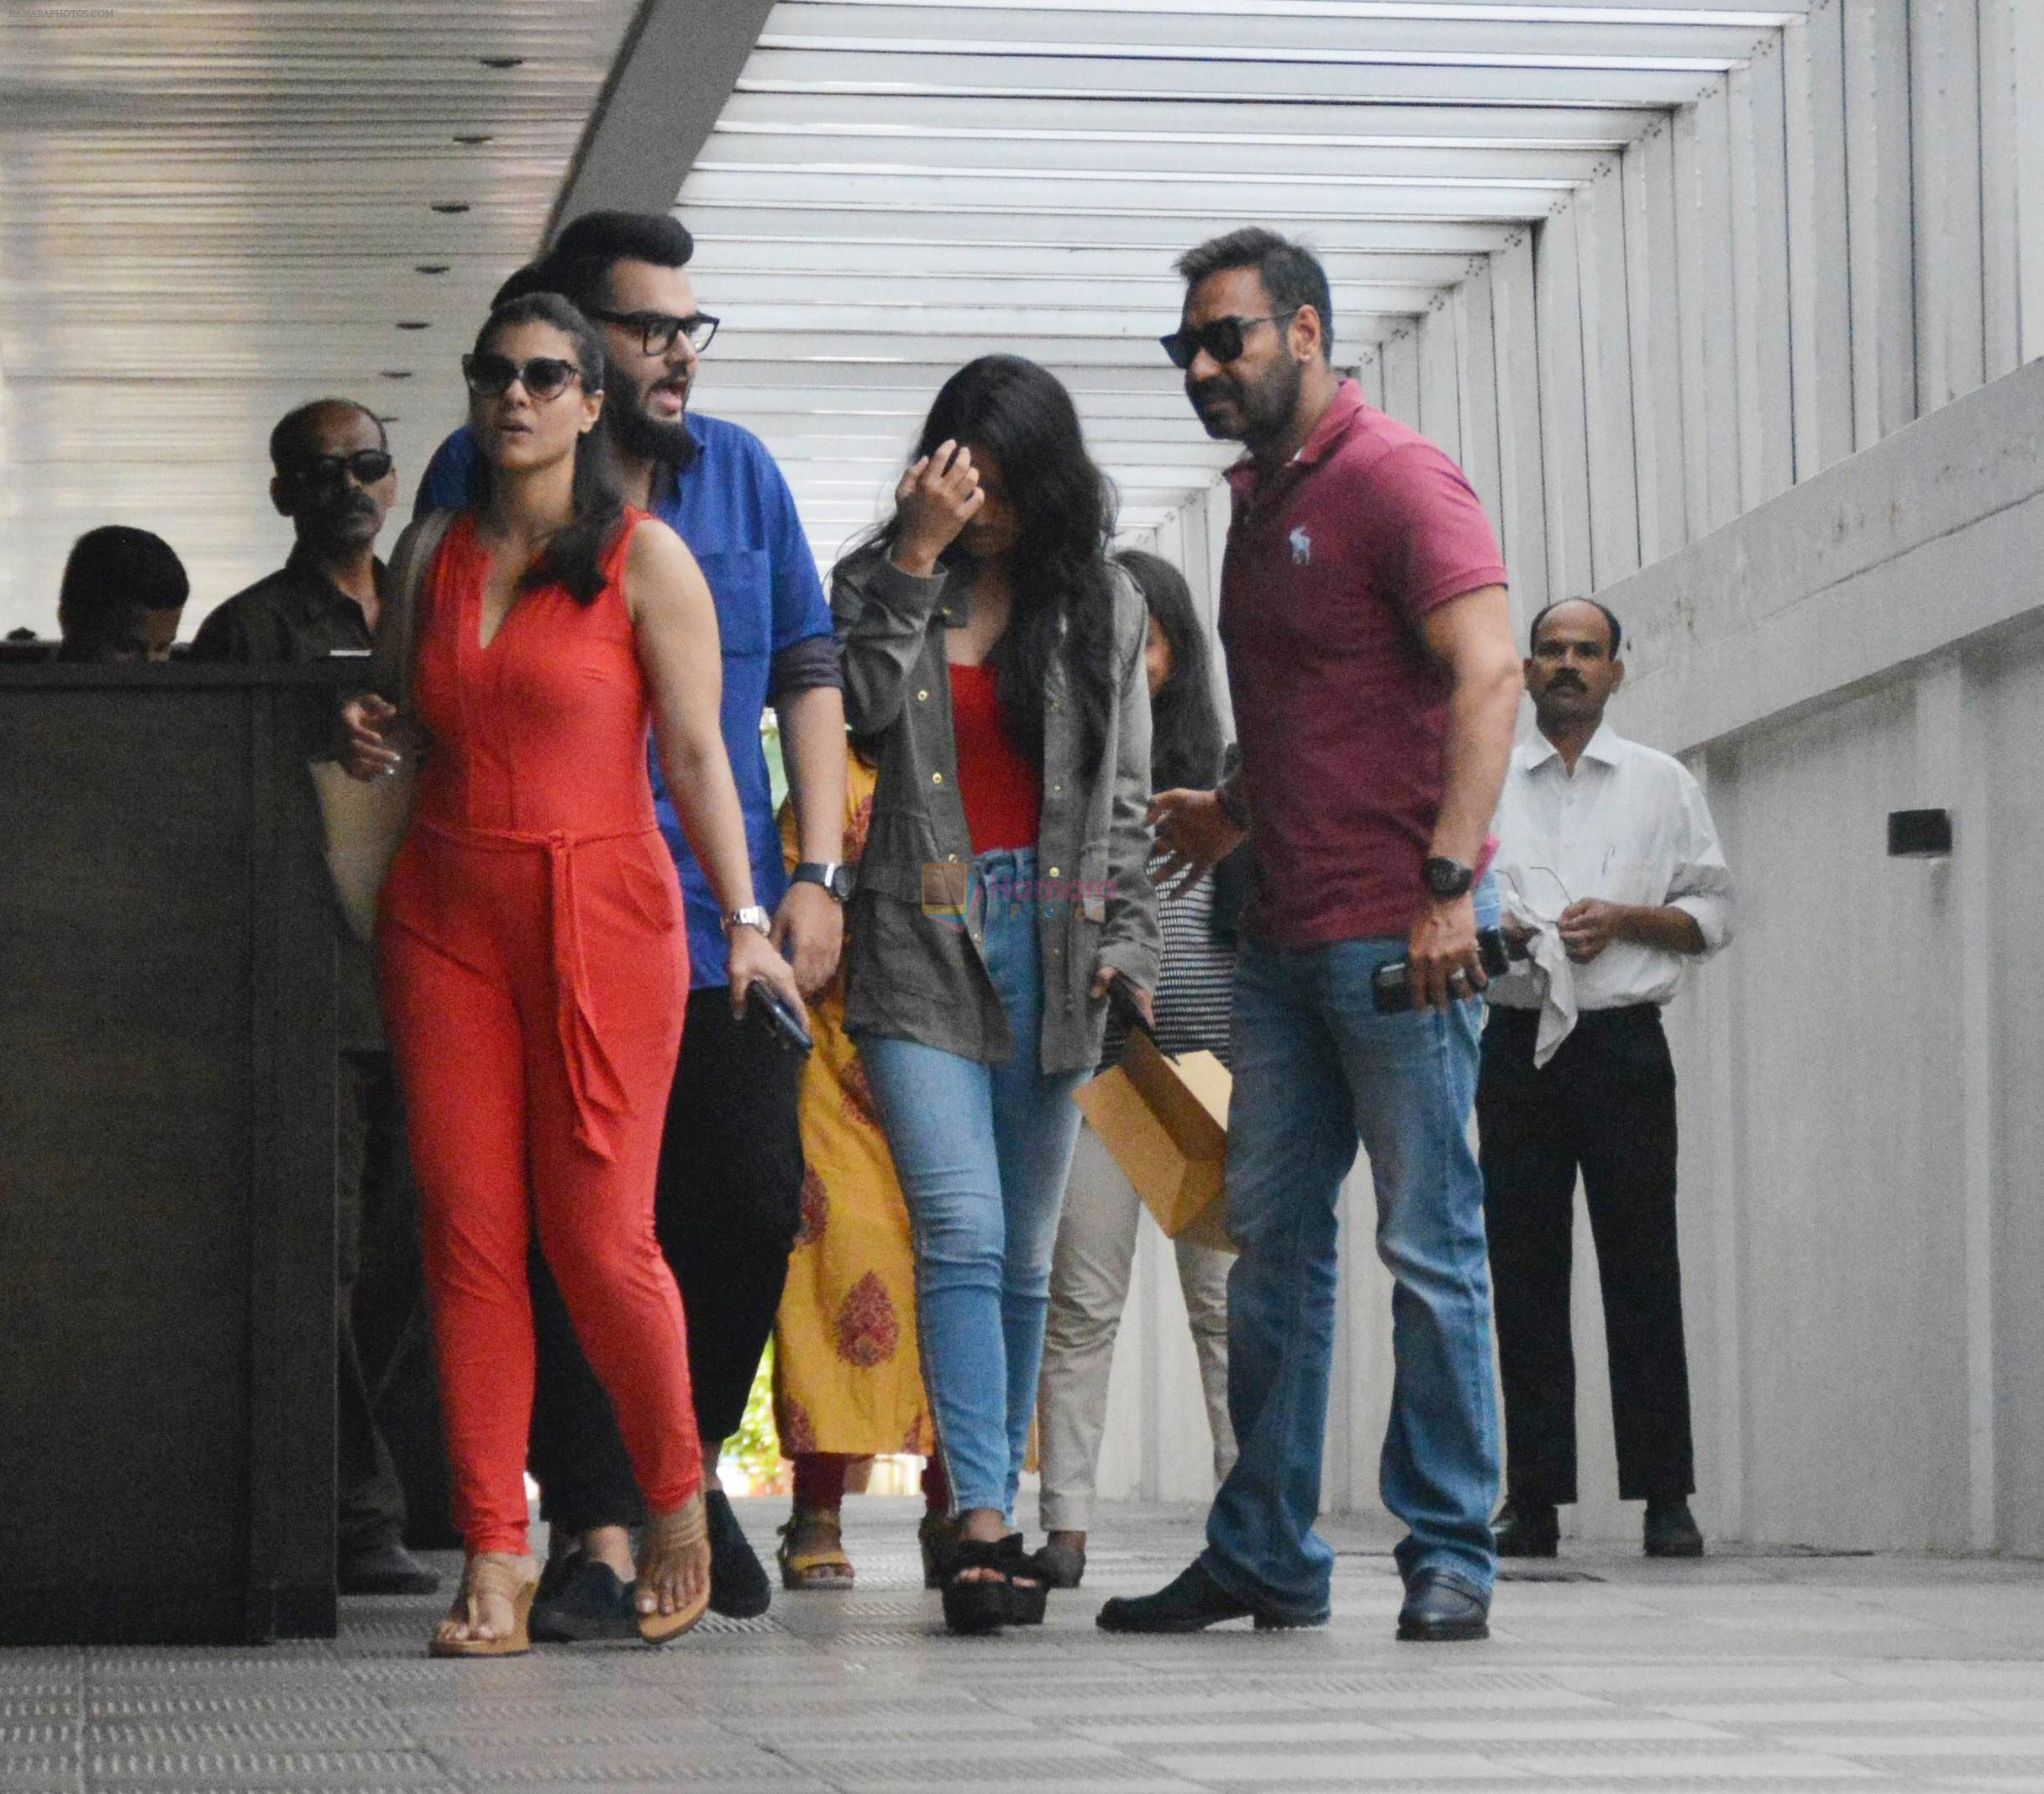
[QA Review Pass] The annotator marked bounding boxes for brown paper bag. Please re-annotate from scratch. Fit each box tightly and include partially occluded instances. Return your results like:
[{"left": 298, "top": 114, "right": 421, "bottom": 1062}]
[{"left": 1075, "top": 1030, "right": 1235, "bottom": 1254}]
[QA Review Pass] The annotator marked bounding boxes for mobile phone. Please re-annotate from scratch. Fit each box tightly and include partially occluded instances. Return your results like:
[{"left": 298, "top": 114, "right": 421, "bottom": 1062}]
[
  {"left": 745, "top": 979, "right": 813, "bottom": 1056},
  {"left": 1105, "top": 971, "right": 1155, "bottom": 1038},
  {"left": 1369, "top": 928, "right": 1515, "bottom": 1014}
]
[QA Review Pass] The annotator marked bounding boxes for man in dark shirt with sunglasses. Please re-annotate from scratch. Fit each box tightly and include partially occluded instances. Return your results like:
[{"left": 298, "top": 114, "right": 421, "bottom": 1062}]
[{"left": 192, "top": 399, "right": 441, "bottom": 1598}]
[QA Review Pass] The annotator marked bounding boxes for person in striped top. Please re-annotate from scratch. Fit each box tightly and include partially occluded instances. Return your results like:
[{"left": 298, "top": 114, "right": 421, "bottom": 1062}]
[{"left": 1033, "top": 549, "right": 1243, "bottom": 1588}]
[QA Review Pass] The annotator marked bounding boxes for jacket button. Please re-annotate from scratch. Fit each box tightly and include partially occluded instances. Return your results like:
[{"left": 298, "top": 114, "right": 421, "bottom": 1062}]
[
  {"left": 932, "top": 771, "right": 944, "bottom": 784},
  {"left": 1051, "top": 782, "right": 1062, "bottom": 795},
  {"left": 947, "top": 852, "right": 959, "bottom": 863},
  {"left": 1048, "top": 866, "right": 1060, "bottom": 879},
  {"left": 917, "top": 689, "right": 929, "bottom": 701}
]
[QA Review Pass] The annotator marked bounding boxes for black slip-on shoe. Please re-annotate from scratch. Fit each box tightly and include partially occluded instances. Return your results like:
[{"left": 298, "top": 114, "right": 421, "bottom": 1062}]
[
  {"left": 1493, "top": 1498, "right": 1560, "bottom": 1559},
  {"left": 530, "top": 1557, "right": 639, "bottom": 1643},
  {"left": 1096, "top": 1561, "right": 1326, "bottom": 1634},
  {"left": 1396, "top": 1570, "right": 1490, "bottom": 1642},
  {"left": 705, "top": 1488, "right": 773, "bottom": 1618},
  {"left": 1643, "top": 1498, "right": 1705, "bottom": 1558},
  {"left": 339, "top": 1540, "right": 441, "bottom": 1597},
  {"left": 534, "top": 1547, "right": 582, "bottom": 1608}
]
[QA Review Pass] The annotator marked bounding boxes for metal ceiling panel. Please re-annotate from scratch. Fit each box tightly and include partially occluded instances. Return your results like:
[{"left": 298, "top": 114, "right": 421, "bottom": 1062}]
[
  {"left": 3, "top": 0, "right": 1819, "bottom": 629},
  {"left": 669, "top": 0, "right": 1806, "bottom": 571},
  {"left": 0, "top": 0, "right": 645, "bottom": 634}
]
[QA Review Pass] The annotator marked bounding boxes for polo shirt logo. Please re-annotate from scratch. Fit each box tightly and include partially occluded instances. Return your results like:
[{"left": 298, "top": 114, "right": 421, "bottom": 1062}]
[{"left": 1289, "top": 525, "right": 1312, "bottom": 565}]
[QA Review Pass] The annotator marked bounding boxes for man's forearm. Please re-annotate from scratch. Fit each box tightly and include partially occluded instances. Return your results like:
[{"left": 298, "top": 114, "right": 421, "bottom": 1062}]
[
  {"left": 1431, "top": 658, "right": 1520, "bottom": 866},
  {"left": 1621, "top": 904, "right": 1708, "bottom": 955},
  {"left": 777, "top": 684, "right": 849, "bottom": 864}
]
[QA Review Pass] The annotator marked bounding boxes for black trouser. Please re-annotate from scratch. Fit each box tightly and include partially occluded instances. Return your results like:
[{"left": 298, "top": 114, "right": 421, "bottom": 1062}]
[
  {"left": 528, "top": 986, "right": 806, "bottom": 1534},
  {"left": 335, "top": 1048, "right": 422, "bottom": 1555},
  {"left": 1477, "top": 1005, "right": 1695, "bottom": 1507}
]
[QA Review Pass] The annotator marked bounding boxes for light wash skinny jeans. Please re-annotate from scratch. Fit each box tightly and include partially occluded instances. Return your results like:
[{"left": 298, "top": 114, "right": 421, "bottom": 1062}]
[{"left": 856, "top": 847, "right": 1088, "bottom": 1517}]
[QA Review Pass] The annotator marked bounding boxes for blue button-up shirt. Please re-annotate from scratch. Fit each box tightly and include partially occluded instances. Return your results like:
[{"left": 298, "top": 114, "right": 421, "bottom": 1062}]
[{"left": 415, "top": 413, "right": 833, "bottom": 988}]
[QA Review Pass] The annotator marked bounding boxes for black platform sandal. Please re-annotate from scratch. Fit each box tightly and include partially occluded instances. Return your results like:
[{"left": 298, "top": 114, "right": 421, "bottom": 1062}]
[
  {"left": 940, "top": 1534, "right": 1046, "bottom": 1635},
  {"left": 919, "top": 1510, "right": 959, "bottom": 1590},
  {"left": 997, "top": 1534, "right": 1046, "bottom": 1626}
]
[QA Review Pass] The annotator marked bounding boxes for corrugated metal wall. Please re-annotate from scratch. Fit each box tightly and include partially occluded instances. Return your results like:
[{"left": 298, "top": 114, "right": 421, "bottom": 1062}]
[{"left": 1353, "top": 0, "right": 2036, "bottom": 635}]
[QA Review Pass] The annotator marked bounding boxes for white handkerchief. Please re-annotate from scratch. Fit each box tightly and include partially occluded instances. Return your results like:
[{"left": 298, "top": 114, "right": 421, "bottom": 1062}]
[{"left": 1502, "top": 894, "right": 1578, "bottom": 1067}]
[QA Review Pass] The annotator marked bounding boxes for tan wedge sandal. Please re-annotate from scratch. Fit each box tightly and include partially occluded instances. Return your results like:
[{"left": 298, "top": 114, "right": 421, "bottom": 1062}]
[
  {"left": 427, "top": 1552, "right": 539, "bottom": 1659},
  {"left": 637, "top": 1494, "right": 712, "bottom": 1644}
]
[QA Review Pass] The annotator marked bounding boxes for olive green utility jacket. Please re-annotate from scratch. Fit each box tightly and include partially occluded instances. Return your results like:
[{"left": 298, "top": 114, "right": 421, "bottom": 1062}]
[{"left": 833, "top": 552, "right": 1162, "bottom": 1072}]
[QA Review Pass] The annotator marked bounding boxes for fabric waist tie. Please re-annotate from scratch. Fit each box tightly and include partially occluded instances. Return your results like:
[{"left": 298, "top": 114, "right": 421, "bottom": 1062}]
[{"left": 417, "top": 818, "right": 661, "bottom": 1161}]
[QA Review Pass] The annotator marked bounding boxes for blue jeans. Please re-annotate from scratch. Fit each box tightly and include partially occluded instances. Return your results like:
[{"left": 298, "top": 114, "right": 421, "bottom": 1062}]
[
  {"left": 857, "top": 847, "right": 1088, "bottom": 1518},
  {"left": 1202, "top": 889, "right": 1501, "bottom": 1618}
]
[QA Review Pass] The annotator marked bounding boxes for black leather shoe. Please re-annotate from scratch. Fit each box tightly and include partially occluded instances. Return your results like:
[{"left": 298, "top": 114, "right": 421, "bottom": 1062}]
[
  {"left": 1396, "top": 1570, "right": 1490, "bottom": 1642},
  {"left": 1643, "top": 1498, "right": 1705, "bottom": 1558},
  {"left": 1096, "top": 1561, "right": 1326, "bottom": 1634},
  {"left": 338, "top": 1540, "right": 440, "bottom": 1596},
  {"left": 530, "top": 1556, "right": 638, "bottom": 1643},
  {"left": 705, "top": 1488, "right": 773, "bottom": 1618},
  {"left": 1493, "top": 1498, "right": 1559, "bottom": 1558}
]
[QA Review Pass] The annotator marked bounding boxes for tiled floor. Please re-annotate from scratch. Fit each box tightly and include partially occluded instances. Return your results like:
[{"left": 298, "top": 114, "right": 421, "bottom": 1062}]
[{"left": 11, "top": 1498, "right": 2044, "bottom": 1792}]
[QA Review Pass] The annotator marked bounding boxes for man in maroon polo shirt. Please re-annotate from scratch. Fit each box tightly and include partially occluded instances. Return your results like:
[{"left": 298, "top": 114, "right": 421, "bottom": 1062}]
[{"left": 1097, "top": 228, "right": 1521, "bottom": 1643}]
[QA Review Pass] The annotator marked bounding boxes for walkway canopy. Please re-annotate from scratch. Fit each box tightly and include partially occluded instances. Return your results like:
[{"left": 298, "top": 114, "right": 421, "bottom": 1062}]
[{"left": 1, "top": 2, "right": 1823, "bottom": 627}]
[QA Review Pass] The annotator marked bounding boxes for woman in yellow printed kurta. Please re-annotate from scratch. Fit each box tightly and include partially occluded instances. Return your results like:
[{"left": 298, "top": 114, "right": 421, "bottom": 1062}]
[{"left": 772, "top": 750, "right": 948, "bottom": 1587}]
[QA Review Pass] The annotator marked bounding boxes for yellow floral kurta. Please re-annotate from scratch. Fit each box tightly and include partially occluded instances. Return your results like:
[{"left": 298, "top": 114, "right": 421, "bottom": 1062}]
[{"left": 772, "top": 754, "right": 934, "bottom": 1458}]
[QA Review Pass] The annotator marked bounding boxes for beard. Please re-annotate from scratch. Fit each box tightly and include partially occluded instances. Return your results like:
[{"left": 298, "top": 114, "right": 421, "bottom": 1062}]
[
  {"left": 1188, "top": 351, "right": 1305, "bottom": 447},
  {"left": 607, "top": 370, "right": 699, "bottom": 469}
]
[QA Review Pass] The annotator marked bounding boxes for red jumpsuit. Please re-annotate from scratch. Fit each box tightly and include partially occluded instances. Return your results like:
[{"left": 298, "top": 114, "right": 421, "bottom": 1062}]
[{"left": 379, "top": 508, "right": 700, "bottom": 1555}]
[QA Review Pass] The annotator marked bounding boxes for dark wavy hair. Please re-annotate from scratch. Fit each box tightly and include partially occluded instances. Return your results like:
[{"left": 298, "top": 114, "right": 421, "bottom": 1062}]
[
  {"left": 469, "top": 293, "right": 625, "bottom": 606},
  {"left": 850, "top": 355, "right": 1119, "bottom": 771},
  {"left": 1116, "top": 548, "right": 1224, "bottom": 792}
]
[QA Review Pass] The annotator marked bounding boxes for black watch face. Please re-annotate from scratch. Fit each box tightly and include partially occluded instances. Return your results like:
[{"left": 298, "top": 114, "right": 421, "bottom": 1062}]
[
  {"left": 1425, "top": 858, "right": 1474, "bottom": 899},
  {"left": 830, "top": 865, "right": 854, "bottom": 901}
]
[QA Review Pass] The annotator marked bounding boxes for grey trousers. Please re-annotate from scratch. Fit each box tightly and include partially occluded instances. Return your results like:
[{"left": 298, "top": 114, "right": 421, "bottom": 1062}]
[{"left": 1038, "top": 1125, "right": 1236, "bottom": 1533}]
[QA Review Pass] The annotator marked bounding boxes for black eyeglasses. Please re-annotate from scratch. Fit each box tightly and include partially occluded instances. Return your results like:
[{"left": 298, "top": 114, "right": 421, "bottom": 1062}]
[
  {"left": 462, "top": 353, "right": 586, "bottom": 400},
  {"left": 290, "top": 448, "right": 393, "bottom": 487},
  {"left": 586, "top": 307, "right": 719, "bottom": 358},
  {"left": 1159, "top": 309, "right": 1300, "bottom": 370}
]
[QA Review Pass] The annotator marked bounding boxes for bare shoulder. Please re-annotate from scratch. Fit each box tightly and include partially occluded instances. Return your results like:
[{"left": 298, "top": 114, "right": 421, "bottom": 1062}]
[
  {"left": 623, "top": 513, "right": 697, "bottom": 581},
  {"left": 622, "top": 514, "right": 706, "bottom": 621}
]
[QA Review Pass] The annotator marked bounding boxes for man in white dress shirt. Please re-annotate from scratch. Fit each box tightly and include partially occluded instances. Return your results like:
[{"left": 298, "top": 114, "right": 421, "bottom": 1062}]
[{"left": 1480, "top": 597, "right": 1733, "bottom": 1560}]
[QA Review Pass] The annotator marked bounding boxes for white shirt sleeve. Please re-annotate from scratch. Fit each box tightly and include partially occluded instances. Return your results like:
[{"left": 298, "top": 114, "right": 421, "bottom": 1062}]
[{"left": 1665, "top": 768, "right": 1734, "bottom": 956}]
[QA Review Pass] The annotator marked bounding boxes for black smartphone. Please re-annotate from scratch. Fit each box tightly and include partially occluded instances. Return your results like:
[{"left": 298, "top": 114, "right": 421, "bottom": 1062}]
[
  {"left": 1105, "top": 971, "right": 1154, "bottom": 1038},
  {"left": 1369, "top": 927, "right": 1514, "bottom": 1013},
  {"left": 745, "top": 979, "right": 813, "bottom": 1056}
]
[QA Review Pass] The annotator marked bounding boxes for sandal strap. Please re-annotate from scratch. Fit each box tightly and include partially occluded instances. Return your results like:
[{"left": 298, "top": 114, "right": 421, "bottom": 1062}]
[
  {"left": 644, "top": 1495, "right": 708, "bottom": 1555},
  {"left": 464, "top": 1552, "right": 535, "bottom": 1603},
  {"left": 948, "top": 1537, "right": 1011, "bottom": 1576}
]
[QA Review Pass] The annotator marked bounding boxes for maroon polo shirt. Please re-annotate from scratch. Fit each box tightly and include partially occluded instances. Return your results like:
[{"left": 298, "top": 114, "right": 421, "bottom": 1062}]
[{"left": 1219, "top": 380, "right": 1507, "bottom": 947}]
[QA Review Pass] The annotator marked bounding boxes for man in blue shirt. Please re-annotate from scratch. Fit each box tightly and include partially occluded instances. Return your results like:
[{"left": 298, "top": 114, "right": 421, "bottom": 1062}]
[{"left": 416, "top": 211, "right": 848, "bottom": 1632}]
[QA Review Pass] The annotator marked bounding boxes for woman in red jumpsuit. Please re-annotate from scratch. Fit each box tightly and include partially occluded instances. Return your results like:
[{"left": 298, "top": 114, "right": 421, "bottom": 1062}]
[{"left": 344, "top": 293, "right": 804, "bottom": 1655}]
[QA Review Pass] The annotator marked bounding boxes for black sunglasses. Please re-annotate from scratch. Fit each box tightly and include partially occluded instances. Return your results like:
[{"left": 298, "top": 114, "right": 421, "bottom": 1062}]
[
  {"left": 586, "top": 307, "right": 719, "bottom": 358},
  {"left": 462, "top": 353, "right": 586, "bottom": 400},
  {"left": 1159, "top": 309, "right": 1300, "bottom": 370},
  {"left": 291, "top": 448, "right": 393, "bottom": 487}
]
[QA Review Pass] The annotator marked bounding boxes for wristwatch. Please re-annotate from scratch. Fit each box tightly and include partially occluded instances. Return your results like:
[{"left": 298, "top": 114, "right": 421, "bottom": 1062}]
[
  {"left": 1421, "top": 854, "right": 1476, "bottom": 900},
  {"left": 722, "top": 905, "right": 773, "bottom": 937},
  {"left": 791, "top": 860, "right": 854, "bottom": 903}
]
